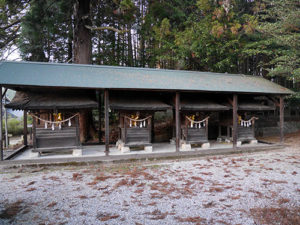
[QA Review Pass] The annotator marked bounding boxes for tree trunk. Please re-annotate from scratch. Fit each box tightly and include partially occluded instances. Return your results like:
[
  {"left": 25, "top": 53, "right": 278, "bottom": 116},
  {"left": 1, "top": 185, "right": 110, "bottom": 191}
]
[
  {"left": 73, "top": 0, "right": 92, "bottom": 64},
  {"left": 73, "top": 0, "right": 96, "bottom": 142},
  {"left": 127, "top": 23, "right": 133, "bottom": 67}
]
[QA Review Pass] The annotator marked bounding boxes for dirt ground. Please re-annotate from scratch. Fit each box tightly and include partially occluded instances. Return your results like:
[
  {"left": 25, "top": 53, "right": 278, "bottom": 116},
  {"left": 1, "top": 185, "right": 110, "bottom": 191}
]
[{"left": 0, "top": 132, "right": 299, "bottom": 225}]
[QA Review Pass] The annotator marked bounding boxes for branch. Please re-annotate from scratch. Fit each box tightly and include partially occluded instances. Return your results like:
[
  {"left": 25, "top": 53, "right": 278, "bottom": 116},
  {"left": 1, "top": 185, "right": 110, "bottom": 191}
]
[
  {"left": 85, "top": 25, "right": 128, "bottom": 34},
  {"left": 1, "top": 19, "right": 21, "bottom": 30}
]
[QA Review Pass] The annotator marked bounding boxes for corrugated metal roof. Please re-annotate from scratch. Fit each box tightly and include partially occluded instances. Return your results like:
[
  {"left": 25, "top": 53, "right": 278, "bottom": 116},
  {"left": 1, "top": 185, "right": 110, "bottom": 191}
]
[{"left": 0, "top": 61, "right": 294, "bottom": 94}]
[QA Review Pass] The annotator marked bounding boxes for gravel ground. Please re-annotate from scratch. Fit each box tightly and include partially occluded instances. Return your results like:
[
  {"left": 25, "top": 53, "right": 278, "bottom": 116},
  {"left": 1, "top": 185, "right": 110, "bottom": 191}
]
[{"left": 0, "top": 134, "right": 299, "bottom": 225}]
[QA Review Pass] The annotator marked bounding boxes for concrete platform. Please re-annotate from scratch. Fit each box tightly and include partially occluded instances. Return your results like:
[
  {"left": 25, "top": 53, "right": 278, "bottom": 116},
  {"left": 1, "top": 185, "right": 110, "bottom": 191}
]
[{"left": 0, "top": 141, "right": 284, "bottom": 167}]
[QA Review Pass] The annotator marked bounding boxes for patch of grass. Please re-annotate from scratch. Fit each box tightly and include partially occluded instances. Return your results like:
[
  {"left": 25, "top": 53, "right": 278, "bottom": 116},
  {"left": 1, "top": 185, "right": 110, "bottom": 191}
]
[
  {"left": 0, "top": 200, "right": 24, "bottom": 220},
  {"left": 250, "top": 206, "right": 300, "bottom": 225}
]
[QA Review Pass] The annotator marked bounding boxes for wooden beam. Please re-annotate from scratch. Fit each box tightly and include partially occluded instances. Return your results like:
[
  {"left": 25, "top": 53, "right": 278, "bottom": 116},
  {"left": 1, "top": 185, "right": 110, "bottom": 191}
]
[
  {"left": 23, "top": 110, "right": 28, "bottom": 146},
  {"left": 227, "top": 97, "right": 233, "bottom": 106},
  {"left": 279, "top": 96, "right": 284, "bottom": 143},
  {"left": 97, "top": 91, "right": 102, "bottom": 144},
  {"left": 232, "top": 94, "right": 238, "bottom": 149},
  {"left": 175, "top": 92, "right": 180, "bottom": 152},
  {"left": 104, "top": 89, "right": 109, "bottom": 155},
  {"left": 0, "top": 86, "right": 3, "bottom": 161},
  {"left": 268, "top": 96, "right": 280, "bottom": 107}
]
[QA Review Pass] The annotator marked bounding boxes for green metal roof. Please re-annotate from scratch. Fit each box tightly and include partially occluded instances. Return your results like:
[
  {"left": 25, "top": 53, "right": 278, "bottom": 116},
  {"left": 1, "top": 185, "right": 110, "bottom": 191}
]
[{"left": 0, "top": 61, "right": 294, "bottom": 94}]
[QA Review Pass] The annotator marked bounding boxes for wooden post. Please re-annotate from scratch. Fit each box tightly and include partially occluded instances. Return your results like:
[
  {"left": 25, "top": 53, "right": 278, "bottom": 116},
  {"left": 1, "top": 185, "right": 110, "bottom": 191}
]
[
  {"left": 279, "top": 96, "right": 284, "bottom": 143},
  {"left": 4, "top": 93, "right": 8, "bottom": 148},
  {"left": 252, "top": 118, "right": 255, "bottom": 138},
  {"left": 185, "top": 118, "right": 188, "bottom": 141},
  {"left": 97, "top": 91, "right": 102, "bottom": 144},
  {"left": 32, "top": 116, "right": 37, "bottom": 149},
  {"left": 232, "top": 94, "right": 238, "bottom": 149},
  {"left": 0, "top": 87, "right": 3, "bottom": 161},
  {"left": 23, "top": 110, "right": 28, "bottom": 146},
  {"left": 75, "top": 115, "right": 80, "bottom": 147},
  {"left": 172, "top": 109, "right": 176, "bottom": 139},
  {"left": 148, "top": 117, "right": 152, "bottom": 143},
  {"left": 205, "top": 119, "right": 209, "bottom": 139},
  {"left": 104, "top": 89, "right": 109, "bottom": 155},
  {"left": 175, "top": 92, "right": 180, "bottom": 152},
  {"left": 151, "top": 114, "right": 154, "bottom": 143}
]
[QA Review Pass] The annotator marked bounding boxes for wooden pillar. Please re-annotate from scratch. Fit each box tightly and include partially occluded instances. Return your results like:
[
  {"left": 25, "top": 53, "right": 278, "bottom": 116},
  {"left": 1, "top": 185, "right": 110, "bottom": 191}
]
[
  {"left": 172, "top": 109, "right": 176, "bottom": 138},
  {"left": 4, "top": 93, "right": 8, "bottom": 148},
  {"left": 175, "top": 92, "right": 180, "bottom": 152},
  {"left": 32, "top": 116, "right": 37, "bottom": 149},
  {"left": 151, "top": 114, "right": 155, "bottom": 143},
  {"left": 232, "top": 94, "right": 238, "bottom": 149},
  {"left": 75, "top": 115, "right": 80, "bottom": 147},
  {"left": 23, "top": 110, "right": 28, "bottom": 146},
  {"left": 104, "top": 89, "right": 109, "bottom": 155},
  {"left": 97, "top": 91, "right": 102, "bottom": 144},
  {"left": 0, "top": 87, "right": 3, "bottom": 161},
  {"left": 279, "top": 96, "right": 284, "bottom": 143}
]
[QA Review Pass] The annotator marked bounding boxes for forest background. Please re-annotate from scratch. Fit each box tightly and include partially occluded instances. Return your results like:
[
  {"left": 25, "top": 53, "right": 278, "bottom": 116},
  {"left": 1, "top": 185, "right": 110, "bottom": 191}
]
[{"left": 0, "top": 0, "right": 299, "bottom": 94}]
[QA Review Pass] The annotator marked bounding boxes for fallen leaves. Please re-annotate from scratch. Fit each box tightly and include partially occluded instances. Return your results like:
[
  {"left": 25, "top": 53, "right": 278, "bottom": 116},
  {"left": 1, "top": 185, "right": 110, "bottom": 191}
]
[{"left": 97, "top": 212, "right": 119, "bottom": 221}]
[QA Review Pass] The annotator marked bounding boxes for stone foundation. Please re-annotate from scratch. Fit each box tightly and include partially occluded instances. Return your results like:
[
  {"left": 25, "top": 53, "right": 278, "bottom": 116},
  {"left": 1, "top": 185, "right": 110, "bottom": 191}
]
[
  {"left": 121, "top": 146, "right": 130, "bottom": 153},
  {"left": 250, "top": 139, "right": 258, "bottom": 145},
  {"left": 181, "top": 143, "right": 192, "bottom": 151},
  {"left": 144, "top": 146, "right": 153, "bottom": 152},
  {"left": 201, "top": 143, "right": 210, "bottom": 149},
  {"left": 72, "top": 149, "right": 82, "bottom": 157},
  {"left": 29, "top": 150, "right": 40, "bottom": 158}
]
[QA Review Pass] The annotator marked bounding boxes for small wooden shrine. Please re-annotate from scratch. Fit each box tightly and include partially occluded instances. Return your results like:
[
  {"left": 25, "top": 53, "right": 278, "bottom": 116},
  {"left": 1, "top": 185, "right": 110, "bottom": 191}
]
[
  {"left": 109, "top": 92, "right": 171, "bottom": 153},
  {"left": 5, "top": 89, "right": 97, "bottom": 154},
  {"left": 178, "top": 95, "right": 230, "bottom": 150},
  {"left": 218, "top": 96, "right": 276, "bottom": 145}
]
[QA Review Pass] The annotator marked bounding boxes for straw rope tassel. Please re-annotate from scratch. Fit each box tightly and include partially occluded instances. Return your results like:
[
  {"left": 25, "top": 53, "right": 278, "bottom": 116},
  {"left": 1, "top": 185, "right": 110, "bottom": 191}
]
[
  {"left": 68, "top": 119, "right": 71, "bottom": 127},
  {"left": 51, "top": 123, "right": 55, "bottom": 130},
  {"left": 45, "top": 122, "right": 47, "bottom": 129}
]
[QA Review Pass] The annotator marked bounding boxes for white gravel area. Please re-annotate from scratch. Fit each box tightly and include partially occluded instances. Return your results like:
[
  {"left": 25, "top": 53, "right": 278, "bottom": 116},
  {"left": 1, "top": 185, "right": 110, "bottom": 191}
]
[{"left": 0, "top": 146, "right": 299, "bottom": 225}]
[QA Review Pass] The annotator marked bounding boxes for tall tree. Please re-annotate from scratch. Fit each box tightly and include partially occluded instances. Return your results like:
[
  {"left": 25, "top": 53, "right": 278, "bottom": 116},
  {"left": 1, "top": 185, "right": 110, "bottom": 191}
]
[
  {"left": 0, "top": 0, "right": 29, "bottom": 60},
  {"left": 73, "top": 0, "right": 92, "bottom": 64},
  {"left": 19, "top": 0, "right": 73, "bottom": 62},
  {"left": 258, "top": 0, "right": 300, "bottom": 82}
]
